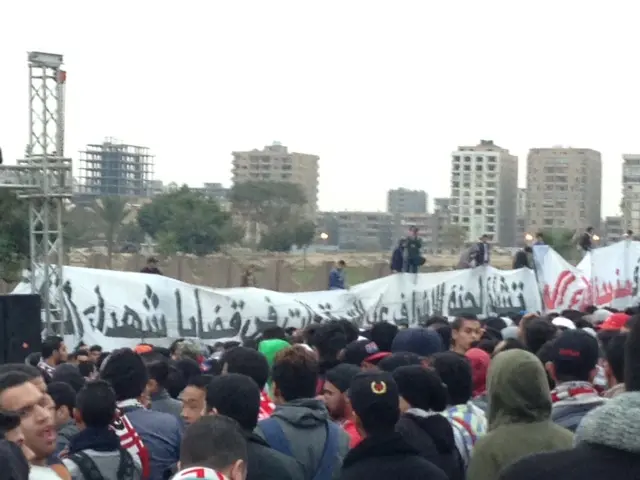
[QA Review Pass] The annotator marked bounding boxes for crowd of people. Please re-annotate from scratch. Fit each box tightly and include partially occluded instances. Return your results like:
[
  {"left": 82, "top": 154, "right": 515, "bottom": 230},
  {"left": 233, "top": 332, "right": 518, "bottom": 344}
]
[{"left": 0, "top": 305, "right": 639, "bottom": 480}]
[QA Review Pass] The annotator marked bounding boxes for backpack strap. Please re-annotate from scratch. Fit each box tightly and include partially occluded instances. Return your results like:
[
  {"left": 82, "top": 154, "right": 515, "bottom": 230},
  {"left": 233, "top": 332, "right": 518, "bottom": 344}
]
[
  {"left": 312, "top": 421, "right": 340, "bottom": 480},
  {"left": 69, "top": 452, "right": 104, "bottom": 480},
  {"left": 259, "top": 418, "right": 293, "bottom": 457},
  {"left": 117, "top": 448, "right": 136, "bottom": 480}
]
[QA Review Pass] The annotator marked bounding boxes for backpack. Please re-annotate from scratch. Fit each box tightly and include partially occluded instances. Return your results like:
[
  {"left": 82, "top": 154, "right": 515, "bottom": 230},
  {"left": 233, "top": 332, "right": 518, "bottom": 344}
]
[
  {"left": 68, "top": 449, "right": 136, "bottom": 480},
  {"left": 259, "top": 418, "right": 340, "bottom": 480}
]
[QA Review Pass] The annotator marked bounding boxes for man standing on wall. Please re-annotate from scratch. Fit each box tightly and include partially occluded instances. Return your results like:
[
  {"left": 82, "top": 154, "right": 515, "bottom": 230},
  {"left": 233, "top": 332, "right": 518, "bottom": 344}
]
[
  {"left": 328, "top": 260, "right": 347, "bottom": 290},
  {"left": 404, "top": 226, "right": 424, "bottom": 273}
]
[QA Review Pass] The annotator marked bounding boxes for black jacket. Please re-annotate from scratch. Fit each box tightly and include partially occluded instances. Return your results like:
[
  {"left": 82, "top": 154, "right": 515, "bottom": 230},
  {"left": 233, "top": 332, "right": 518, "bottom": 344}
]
[
  {"left": 396, "top": 413, "right": 464, "bottom": 480},
  {"left": 245, "top": 431, "right": 304, "bottom": 480},
  {"left": 473, "top": 242, "right": 490, "bottom": 266},
  {"left": 340, "top": 432, "right": 448, "bottom": 480},
  {"left": 512, "top": 250, "right": 530, "bottom": 269}
]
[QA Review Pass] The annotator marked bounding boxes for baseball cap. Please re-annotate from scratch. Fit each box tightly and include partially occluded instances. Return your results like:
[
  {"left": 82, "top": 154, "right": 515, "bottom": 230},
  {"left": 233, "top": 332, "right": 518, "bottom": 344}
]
[
  {"left": 325, "top": 364, "right": 362, "bottom": 393},
  {"left": 551, "top": 329, "right": 599, "bottom": 379},
  {"left": 172, "top": 467, "right": 226, "bottom": 479},
  {"left": 552, "top": 316, "right": 576, "bottom": 330},
  {"left": 599, "top": 312, "right": 630, "bottom": 331},
  {"left": 348, "top": 371, "right": 399, "bottom": 432},
  {"left": 342, "top": 340, "right": 390, "bottom": 366},
  {"left": 391, "top": 328, "right": 444, "bottom": 357}
]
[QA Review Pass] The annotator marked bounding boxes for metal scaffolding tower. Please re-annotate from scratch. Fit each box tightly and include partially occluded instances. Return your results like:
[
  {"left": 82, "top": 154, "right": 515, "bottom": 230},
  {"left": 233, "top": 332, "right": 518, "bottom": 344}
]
[{"left": 0, "top": 52, "right": 73, "bottom": 335}]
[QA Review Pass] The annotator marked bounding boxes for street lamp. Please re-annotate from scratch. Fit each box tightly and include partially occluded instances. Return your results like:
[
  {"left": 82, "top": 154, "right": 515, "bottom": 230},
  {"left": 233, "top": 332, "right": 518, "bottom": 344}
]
[
  {"left": 524, "top": 233, "right": 533, "bottom": 242},
  {"left": 592, "top": 234, "right": 600, "bottom": 242},
  {"left": 320, "top": 232, "right": 328, "bottom": 241}
]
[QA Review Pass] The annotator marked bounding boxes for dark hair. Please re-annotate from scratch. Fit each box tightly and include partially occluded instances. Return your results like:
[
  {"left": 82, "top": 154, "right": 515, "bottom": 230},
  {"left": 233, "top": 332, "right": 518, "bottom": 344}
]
[
  {"left": 0, "top": 410, "right": 20, "bottom": 437},
  {"left": 78, "top": 361, "right": 96, "bottom": 379},
  {"left": 605, "top": 333, "right": 627, "bottom": 384},
  {"left": 370, "top": 322, "right": 398, "bottom": 352},
  {"left": 425, "top": 316, "right": 449, "bottom": 328},
  {"left": 260, "top": 327, "right": 286, "bottom": 341},
  {"left": 497, "top": 338, "right": 527, "bottom": 354},
  {"left": 483, "top": 317, "right": 507, "bottom": 332},
  {"left": 0, "top": 364, "right": 42, "bottom": 380},
  {"left": 524, "top": 319, "right": 557, "bottom": 354},
  {"left": 337, "top": 260, "right": 346, "bottom": 267},
  {"left": 625, "top": 312, "right": 640, "bottom": 391},
  {"left": 393, "top": 365, "right": 447, "bottom": 412},
  {"left": 187, "top": 375, "right": 213, "bottom": 390},
  {"left": 76, "top": 380, "right": 117, "bottom": 428},
  {"left": 536, "top": 339, "right": 557, "bottom": 389},
  {"left": 206, "top": 374, "right": 260, "bottom": 431},
  {"left": 169, "top": 339, "right": 185, "bottom": 357},
  {"left": 180, "top": 415, "right": 248, "bottom": 471},
  {"left": 451, "top": 316, "right": 479, "bottom": 331},
  {"left": 100, "top": 349, "right": 148, "bottom": 401},
  {"left": 146, "top": 358, "right": 171, "bottom": 390},
  {"left": 0, "top": 372, "right": 31, "bottom": 401},
  {"left": 96, "top": 352, "right": 110, "bottom": 370},
  {"left": 51, "top": 364, "right": 85, "bottom": 393},
  {"left": 89, "top": 345, "right": 102, "bottom": 354},
  {"left": 377, "top": 352, "right": 423, "bottom": 372},
  {"left": 431, "top": 324, "right": 452, "bottom": 349},
  {"left": 25, "top": 353, "right": 41, "bottom": 367},
  {"left": 47, "top": 382, "right": 76, "bottom": 414},
  {"left": 598, "top": 330, "right": 620, "bottom": 350},
  {"left": 310, "top": 322, "right": 347, "bottom": 361},
  {"left": 475, "top": 339, "right": 498, "bottom": 355},
  {"left": 338, "top": 320, "right": 359, "bottom": 344},
  {"left": 41, "top": 336, "right": 64, "bottom": 359},
  {"left": 222, "top": 347, "right": 269, "bottom": 390},
  {"left": 430, "top": 352, "right": 473, "bottom": 405},
  {"left": 272, "top": 345, "right": 318, "bottom": 401},
  {"left": 175, "top": 358, "right": 202, "bottom": 384}
]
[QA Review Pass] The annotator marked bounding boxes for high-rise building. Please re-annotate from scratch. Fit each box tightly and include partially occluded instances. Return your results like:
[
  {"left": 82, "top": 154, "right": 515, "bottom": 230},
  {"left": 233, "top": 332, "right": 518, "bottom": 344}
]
[
  {"left": 603, "top": 216, "right": 624, "bottom": 245},
  {"left": 232, "top": 142, "right": 319, "bottom": 212},
  {"left": 387, "top": 188, "right": 428, "bottom": 214},
  {"left": 526, "top": 147, "right": 602, "bottom": 232},
  {"left": 77, "top": 138, "right": 155, "bottom": 198},
  {"left": 450, "top": 140, "right": 518, "bottom": 246},
  {"left": 622, "top": 154, "right": 640, "bottom": 234},
  {"left": 516, "top": 188, "right": 527, "bottom": 246}
]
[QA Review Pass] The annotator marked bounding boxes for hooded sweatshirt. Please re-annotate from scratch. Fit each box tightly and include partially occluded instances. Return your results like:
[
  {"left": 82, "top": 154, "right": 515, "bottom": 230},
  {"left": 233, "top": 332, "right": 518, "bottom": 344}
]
[
  {"left": 258, "top": 339, "right": 291, "bottom": 394},
  {"left": 466, "top": 349, "right": 574, "bottom": 480},
  {"left": 256, "top": 398, "right": 350, "bottom": 480},
  {"left": 498, "top": 391, "right": 640, "bottom": 480}
]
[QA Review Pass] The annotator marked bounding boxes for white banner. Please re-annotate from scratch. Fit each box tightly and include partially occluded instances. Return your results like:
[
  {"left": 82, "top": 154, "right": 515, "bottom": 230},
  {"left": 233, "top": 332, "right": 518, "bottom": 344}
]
[{"left": 13, "top": 265, "right": 541, "bottom": 349}]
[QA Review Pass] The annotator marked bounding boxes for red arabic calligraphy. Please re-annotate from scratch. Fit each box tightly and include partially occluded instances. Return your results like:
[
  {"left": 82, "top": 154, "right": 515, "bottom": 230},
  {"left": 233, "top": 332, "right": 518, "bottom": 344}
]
[{"left": 542, "top": 270, "right": 587, "bottom": 310}]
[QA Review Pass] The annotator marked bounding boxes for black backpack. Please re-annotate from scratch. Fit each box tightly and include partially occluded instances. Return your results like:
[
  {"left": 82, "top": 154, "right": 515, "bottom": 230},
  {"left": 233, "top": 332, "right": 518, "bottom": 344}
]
[{"left": 68, "top": 448, "right": 136, "bottom": 480}]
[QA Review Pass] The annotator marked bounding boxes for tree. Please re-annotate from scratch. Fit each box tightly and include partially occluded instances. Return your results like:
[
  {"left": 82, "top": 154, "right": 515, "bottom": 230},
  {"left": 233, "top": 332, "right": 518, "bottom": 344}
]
[
  {"left": 92, "top": 197, "right": 132, "bottom": 268},
  {"left": 0, "top": 191, "right": 29, "bottom": 282},
  {"left": 137, "top": 186, "right": 241, "bottom": 255},
  {"left": 539, "top": 228, "right": 578, "bottom": 263},
  {"left": 441, "top": 224, "right": 468, "bottom": 251},
  {"left": 259, "top": 219, "right": 317, "bottom": 252}
]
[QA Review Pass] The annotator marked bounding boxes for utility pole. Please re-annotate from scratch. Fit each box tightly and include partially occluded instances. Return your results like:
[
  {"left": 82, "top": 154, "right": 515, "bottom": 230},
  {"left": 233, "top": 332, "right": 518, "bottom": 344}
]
[{"left": 0, "top": 52, "right": 72, "bottom": 335}]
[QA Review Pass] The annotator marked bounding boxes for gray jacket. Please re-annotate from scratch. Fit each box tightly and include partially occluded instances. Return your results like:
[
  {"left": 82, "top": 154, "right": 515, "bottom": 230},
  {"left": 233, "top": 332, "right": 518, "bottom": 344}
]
[
  {"left": 63, "top": 449, "right": 142, "bottom": 480},
  {"left": 551, "top": 396, "right": 605, "bottom": 433},
  {"left": 150, "top": 390, "right": 182, "bottom": 421},
  {"left": 56, "top": 420, "right": 80, "bottom": 454},
  {"left": 255, "top": 399, "right": 350, "bottom": 480}
]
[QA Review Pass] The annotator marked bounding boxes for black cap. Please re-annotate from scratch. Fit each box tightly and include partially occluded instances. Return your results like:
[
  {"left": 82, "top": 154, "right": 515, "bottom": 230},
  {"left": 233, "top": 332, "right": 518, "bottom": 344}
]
[
  {"left": 325, "top": 364, "right": 361, "bottom": 393},
  {"left": 391, "top": 328, "right": 444, "bottom": 357},
  {"left": 348, "top": 371, "right": 399, "bottom": 433},
  {"left": 342, "top": 340, "right": 390, "bottom": 366},
  {"left": 551, "top": 329, "right": 599, "bottom": 379}
]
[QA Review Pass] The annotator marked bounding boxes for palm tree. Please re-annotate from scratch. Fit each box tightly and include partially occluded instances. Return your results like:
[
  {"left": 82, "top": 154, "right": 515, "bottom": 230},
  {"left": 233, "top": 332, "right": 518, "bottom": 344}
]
[{"left": 92, "top": 197, "right": 131, "bottom": 268}]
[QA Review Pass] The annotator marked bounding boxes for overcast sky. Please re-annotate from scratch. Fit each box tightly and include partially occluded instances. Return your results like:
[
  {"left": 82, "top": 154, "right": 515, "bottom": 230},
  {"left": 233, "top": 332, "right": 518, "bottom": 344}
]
[{"left": 1, "top": 1, "right": 638, "bottom": 217}]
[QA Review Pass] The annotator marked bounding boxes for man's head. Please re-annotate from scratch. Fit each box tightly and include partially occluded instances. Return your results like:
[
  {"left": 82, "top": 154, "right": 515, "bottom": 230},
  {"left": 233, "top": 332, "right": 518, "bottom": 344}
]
[
  {"left": 391, "top": 327, "right": 444, "bottom": 358},
  {"left": 341, "top": 340, "right": 389, "bottom": 369},
  {"left": 51, "top": 364, "right": 86, "bottom": 393},
  {"left": 145, "top": 357, "right": 172, "bottom": 396},
  {"left": 535, "top": 232, "right": 544, "bottom": 242},
  {"left": 523, "top": 246, "right": 533, "bottom": 254},
  {"left": 89, "top": 345, "right": 103, "bottom": 364},
  {"left": 272, "top": 345, "right": 318, "bottom": 404},
  {"left": 430, "top": 351, "right": 473, "bottom": 406},
  {"left": 323, "top": 364, "right": 361, "bottom": 421},
  {"left": 100, "top": 348, "right": 148, "bottom": 401},
  {"left": 181, "top": 375, "right": 213, "bottom": 426},
  {"left": 78, "top": 361, "right": 98, "bottom": 380},
  {"left": 547, "top": 330, "right": 599, "bottom": 383},
  {"left": 179, "top": 415, "right": 247, "bottom": 480},
  {"left": 309, "top": 322, "right": 347, "bottom": 364},
  {"left": 370, "top": 322, "right": 398, "bottom": 352},
  {"left": 69, "top": 349, "right": 90, "bottom": 366},
  {"left": 480, "top": 234, "right": 490, "bottom": 243},
  {"left": 41, "top": 336, "right": 67, "bottom": 365},
  {"left": 46, "top": 382, "right": 76, "bottom": 429},
  {"left": 393, "top": 365, "right": 448, "bottom": 413},
  {"left": 336, "top": 260, "right": 346, "bottom": 270},
  {"left": 74, "top": 380, "right": 116, "bottom": 429},
  {"left": 147, "top": 257, "right": 158, "bottom": 267},
  {"left": 206, "top": 374, "right": 260, "bottom": 432},
  {"left": 586, "top": 227, "right": 594, "bottom": 234},
  {"left": 409, "top": 226, "right": 418, "bottom": 237},
  {"left": 524, "top": 318, "right": 558, "bottom": 355},
  {"left": 451, "top": 317, "right": 482, "bottom": 354},
  {"left": 0, "top": 372, "right": 55, "bottom": 464},
  {"left": 348, "top": 371, "right": 399, "bottom": 438},
  {"left": 604, "top": 332, "right": 627, "bottom": 387},
  {"left": 0, "top": 364, "right": 48, "bottom": 395},
  {"left": 222, "top": 347, "right": 269, "bottom": 391}
]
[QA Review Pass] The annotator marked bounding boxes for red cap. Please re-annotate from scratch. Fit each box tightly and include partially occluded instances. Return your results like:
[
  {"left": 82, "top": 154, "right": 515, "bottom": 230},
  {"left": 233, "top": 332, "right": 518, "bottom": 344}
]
[{"left": 599, "top": 313, "right": 630, "bottom": 331}]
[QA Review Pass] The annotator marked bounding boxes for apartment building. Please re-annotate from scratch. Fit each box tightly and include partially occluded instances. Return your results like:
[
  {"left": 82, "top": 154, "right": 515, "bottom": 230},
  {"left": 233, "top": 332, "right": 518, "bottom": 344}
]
[
  {"left": 449, "top": 140, "right": 518, "bottom": 246},
  {"left": 526, "top": 148, "right": 602, "bottom": 233},
  {"left": 603, "top": 216, "right": 624, "bottom": 245},
  {"left": 231, "top": 142, "right": 319, "bottom": 212},
  {"left": 387, "top": 188, "right": 428, "bottom": 214},
  {"left": 622, "top": 154, "right": 640, "bottom": 234}
]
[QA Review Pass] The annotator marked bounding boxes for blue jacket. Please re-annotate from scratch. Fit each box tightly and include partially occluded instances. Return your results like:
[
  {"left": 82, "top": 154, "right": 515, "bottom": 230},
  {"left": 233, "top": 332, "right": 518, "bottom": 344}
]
[
  {"left": 328, "top": 268, "right": 345, "bottom": 290},
  {"left": 390, "top": 247, "right": 404, "bottom": 272}
]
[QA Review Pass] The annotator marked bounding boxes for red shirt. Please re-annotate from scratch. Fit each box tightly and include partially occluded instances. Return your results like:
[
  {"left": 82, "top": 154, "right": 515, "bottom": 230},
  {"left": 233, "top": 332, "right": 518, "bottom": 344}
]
[
  {"left": 342, "top": 419, "right": 362, "bottom": 448},
  {"left": 259, "top": 390, "right": 275, "bottom": 420}
]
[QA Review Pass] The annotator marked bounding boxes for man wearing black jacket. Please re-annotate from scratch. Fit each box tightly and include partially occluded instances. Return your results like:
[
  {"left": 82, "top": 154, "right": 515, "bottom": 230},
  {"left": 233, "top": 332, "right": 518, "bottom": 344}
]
[{"left": 340, "top": 371, "right": 447, "bottom": 480}]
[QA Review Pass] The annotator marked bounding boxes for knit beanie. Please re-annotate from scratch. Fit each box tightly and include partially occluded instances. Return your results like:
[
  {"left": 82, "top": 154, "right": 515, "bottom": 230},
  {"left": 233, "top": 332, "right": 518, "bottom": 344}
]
[{"left": 391, "top": 328, "right": 444, "bottom": 357}]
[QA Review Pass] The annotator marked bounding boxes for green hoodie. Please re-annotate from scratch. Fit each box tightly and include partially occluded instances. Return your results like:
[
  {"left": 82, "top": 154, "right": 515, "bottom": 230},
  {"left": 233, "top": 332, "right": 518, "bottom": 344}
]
[
  {"left": 467, "top": 349, "right": 574, "bottom": 480},
  {"left": 258, "top": 339, "right": 291, "bottom": 392}
]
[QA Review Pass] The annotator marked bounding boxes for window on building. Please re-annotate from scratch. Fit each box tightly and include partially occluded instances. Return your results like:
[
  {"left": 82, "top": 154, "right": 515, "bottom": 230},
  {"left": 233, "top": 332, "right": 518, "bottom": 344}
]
[{"left": 475, "top": 208, "right": 483, "bottom": 214}]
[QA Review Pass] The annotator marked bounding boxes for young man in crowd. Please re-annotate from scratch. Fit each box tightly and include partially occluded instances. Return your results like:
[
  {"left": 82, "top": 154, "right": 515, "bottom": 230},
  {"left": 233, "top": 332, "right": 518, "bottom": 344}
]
[
  {"left": 47, "top": 382, "right": 79, "bottom": 454},
  {"left": 341, "top": 370, "right": 448, "bottom": 480},
  {"left": 89, "top": 345, "right": 103, "bottom": 364},
  {"left": 101, "top": 348, "right": 182, "bottom": 480},
  {"left": 221, "top": 347, "right": 273, "bottom": 420},
  {"left": 545, "top": 329, "right": 604, "bottom": 432},
  {"left": 206, "top": 373, "right": 303, "bottom": 480},
  {"left": 0, "top": 409, "right": 34, "bottom": 462},
  {"left": 180, "top": 375, "right": 213, "bottom": 426},
  {"left": 38, "top": 336, "right": 69, "bottom": 382},
  {"left": 256, "top": 345, "right": 350, "bottom": 479},
  {"left": 603, "top": 332, "right": 627, "bottom": 398},
  {"left": 63, "top": 380, "right": 142, "bottom": 480},
  {"left": 174, "top": 415, "right": 247, "bottom": 480},
  {"left": 145, "top": 356, "right": 183, "bottom": 421},
  {"left": 323, "top": 364, "right": 362, "bottom": 448},
  {"left": 450, "top": 317, "right": 483, "bottom": 355}
]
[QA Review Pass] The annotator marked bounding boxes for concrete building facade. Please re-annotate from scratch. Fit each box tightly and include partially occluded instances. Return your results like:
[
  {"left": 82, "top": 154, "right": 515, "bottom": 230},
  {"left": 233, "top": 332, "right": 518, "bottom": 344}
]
[
  {"left": 449, "top": 140, "right": 518, "bottom": 246},
  {"left": 232, "top": 142, "right": 319, "bottom": 212},
  {"left": 603, "top": 216, "right": 624, "bottom": 245},
  {"left": 622, "top": 154, "right": 640, "bottom": 235},
  {"left": 387, "top": 188, "right": 428, "bottom": 214},
  {"left": 526, "top": 147, "right": 602, "bottom": 233}
]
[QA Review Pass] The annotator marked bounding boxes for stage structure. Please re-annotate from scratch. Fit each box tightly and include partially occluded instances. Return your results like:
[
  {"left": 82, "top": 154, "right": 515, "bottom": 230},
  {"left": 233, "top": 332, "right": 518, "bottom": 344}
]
[{"left": 0, "top": 52, "right": 73, "bottom": 335}]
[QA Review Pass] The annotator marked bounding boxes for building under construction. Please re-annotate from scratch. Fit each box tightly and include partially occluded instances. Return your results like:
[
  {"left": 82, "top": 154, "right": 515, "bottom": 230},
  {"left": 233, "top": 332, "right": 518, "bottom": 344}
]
[{"left": 77, "top": 138, "right": 155, "bottom": 197}]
